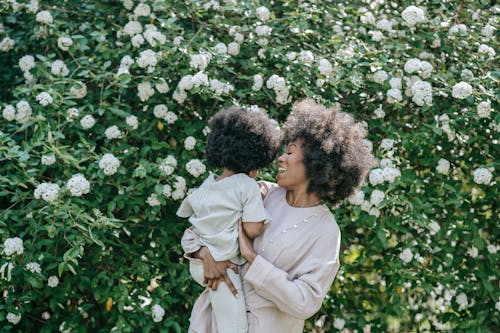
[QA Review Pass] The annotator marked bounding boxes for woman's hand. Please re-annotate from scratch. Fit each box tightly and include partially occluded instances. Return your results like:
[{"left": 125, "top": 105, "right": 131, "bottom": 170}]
[
  {"left": 238, "top": 221, "right": 257, "bottom": 264},
  {"left": 195, "top": 247, "right": 239, "bottom": 297}
]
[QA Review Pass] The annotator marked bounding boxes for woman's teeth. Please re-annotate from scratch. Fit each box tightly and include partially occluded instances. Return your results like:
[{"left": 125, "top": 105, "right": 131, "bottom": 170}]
[{"left": 278, "top": 167, "right": 286, "bottom": 174}]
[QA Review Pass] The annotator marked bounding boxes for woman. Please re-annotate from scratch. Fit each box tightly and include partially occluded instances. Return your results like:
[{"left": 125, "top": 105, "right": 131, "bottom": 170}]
[{"left": 182, "top": 99, "right": 376, "bottom": 332}]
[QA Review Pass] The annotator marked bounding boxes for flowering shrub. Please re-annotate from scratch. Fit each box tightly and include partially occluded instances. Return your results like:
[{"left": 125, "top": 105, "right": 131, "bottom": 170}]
[{"left": 0, "top": 0, "right": 498, "bottom": 332}]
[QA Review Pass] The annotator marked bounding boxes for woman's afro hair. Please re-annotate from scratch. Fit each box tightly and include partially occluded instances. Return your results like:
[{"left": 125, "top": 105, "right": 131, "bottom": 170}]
[
  {"left": 206, "top": 106, "right": 281, "bottom": 174},
  {"left": 283, "top": 99, "right": 376, "bottom": 206}
]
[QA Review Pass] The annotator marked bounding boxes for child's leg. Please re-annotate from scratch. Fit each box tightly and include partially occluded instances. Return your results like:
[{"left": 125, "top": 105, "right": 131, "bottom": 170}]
[
  {"left": 208, "top": 267, "right": 248, "bottom": 333},
  {"left": 189, "top": 261, "right": 205, "bottom": 286}
]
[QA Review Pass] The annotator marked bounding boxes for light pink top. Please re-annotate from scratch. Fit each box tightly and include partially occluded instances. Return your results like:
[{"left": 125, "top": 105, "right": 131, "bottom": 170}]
[{"left": 182, "top": 182, "right": 341, "bottom": 333}]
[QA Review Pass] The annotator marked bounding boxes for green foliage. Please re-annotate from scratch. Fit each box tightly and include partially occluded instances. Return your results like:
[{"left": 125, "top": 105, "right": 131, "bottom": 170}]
[{"left": 0, "top": 0, "right": 498, "bottom": 332}]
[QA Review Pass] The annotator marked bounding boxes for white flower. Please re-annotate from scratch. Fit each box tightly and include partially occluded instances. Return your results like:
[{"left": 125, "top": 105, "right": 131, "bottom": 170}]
[
  {"left": 174, "top": 176, "right": 187, "bottom": 192},
  {"left": 105, "top": 125, "right": 122, "bottom": 140},
  {"left": 227, "top": 42, "right": 240, "bottom": 56},
  {"left": 6, "top": 313, "right": 21, "bottom": 325},
  {"left": 70, "top": 82, "right": 87, "bottom": 99},
  {"left": 370, "top": 190, "right": 385, "bottom": 206},
  {"left": 42, "top": 154, "right": 56, "bottom": 166},
  {"left": 159, "top": 155, "right": 177, "bottom": 175},
  {"left": 380, "top": 158, "right": 393, "bottom": 168},
  {"left": 131, "top": 34, "right": 145, "bottom": 47},
  {"left": 214, "top": 42, "right": 227, "bottom": 54},
  {"left": 348, "top": 190, "right": 364, "bottom": 205},
  {"left": 473, "top": 168, "right": 493, "bottom": 185},
  {"left": 155, "top": 78, "right": 169, "bottom": 93},
  {"left": 233, "top": 32, "right": 244, "bottom": 44},
  {"left": 317, "top": 59, "right": 333, "bottom": 77},
  {"left": 66, "top": 174, "right": 90, "bottom": 197},
  {"left": 477, "top": 101, "right": 491, "bottom": 118},
  {"left": 404, "top": 58, "right": 421, "bottom": 73},
  {"left": 173, "top": 89, "right": 187, "bottom": 104},
  {"left": 0, "top": 37, "right": 15, "bottom": 52},
  {"left": 19, "top": 55, "right": 35, "bottom": 72},
  {"left": 373, "top": 70, "right": 388, "bottom": 84},
  {"left": 360, "top": 12, "right": 376, "bottom": 25},
  {"left": 3, "top": 237, "right": 24, "bottom": 256},
  {"left": 389, "top": 78, "right": 402, "bottom": 89},
  {"left": 452, "top": 82, "right": 472, "bottom": 99},
  {"left": 255, "top": 24, "right": 271, "bottom": 36},
  {"left": 123, "top": 21, "right": 143, "bottom": 36},
  {"left": 178, "top": 75, "right": 194, "bottom": 91},
  {"left": 368, "top": 30, "right": 384, "bottom": 41},
  {"left": 184, "top": 136, "right": 196, "bottom": 150},
  {"left": 286, "top": 52, "right": 296, "bottom": 61},
  {"left": 429, "top": 221, "right": 440, "bottom": 236},
  {"left": 400, "top": 248, "right": 413, "bottom": 264},
  {"left": 137, "top": 50, "right": 158, "bottom": 72},
  {"left": 26, "top": 262, "right": 41, "bottom": 274},
  {"left": 51, "top": 60, "right": 69, "bottom": 76},
  {"left": 449, "top": 24, "right": 467, "bottom": 35},
  {"left": 192, "top": 71, "right": 209, "bottom": 88},
  {"left": 147, "top": 193, "right": 161, "bottom": 207},
  {"left": 411, "top": 81, "right": 433, "bottom": 106},
  {"left": 210, "top": 79, "right": 234, "bottom": 95},
  {"left": 126, "top": 115, "right": 138, "bottom": 129},
  {"left": 134, "top": 3, "right": 151, "bottom": 17},
  {"left": 152, "top": 304, "right": 165, "bottom": 322},
  {"left": 0, "top": 262, "right": 14, "bottom": 281},
  {"left": 481, "top": 25, "right": 496, "bottom": 38},
  {"left": 487, "top": 244, "right": 498, "bottom": 254},
  {"left": 99, "top": 153, "right": 120, "bottom": 176},
  {"left": 380, "top": 138, "right": 395, "bottom": 151},
  {"left": 369, "top": 207, "right": 380, "bottom": 217},
  {"left": 26, "top": 0, "right": 39, "bottom": 13},
  {"left": 252, "top": 74, "right": 264, "bottom": 91},
  {"left": 376, "top": 19, "right": 393, "bottom": 32},
  {"left": 144, "top": 25, "right": 166, "bottom": 47},
  {"left": 48, "top": 275, "right": 59, "bottom": 288},
  {"left": 333, "top": 318, "right": 345, "bottom": 330},
  {"left": 15, "top": 100, "right": 32, "bottom": 123},
  {"left": 66, "top": 107, "right": 79, "bottom": 122},
  {"left": 387, "top": 88, "right": 403, "bottom": 103},
  {"left": 299, "top": 50, "right": 315, "bottom": 64},
  {"left": 36, "top": 10, "right": 53, "bottom": 24},
  {"left": 467, "top": 247, "right": 478, "bottom": 258},
  {"left": 456, "top": 293, "right": 468, "bottom": 309},
  {"left": 401, "top": 6, "right": 425, "bottom": 27},
  {"left": 36, "top": 92, "right": 53, "bottom": 106},
  {"left": 137, "top": 81, "right": 155, "bottom": 102},
  {"left": 57, "top": 36, "right": 73, "bottom": 51},
  {"left": 162, "top": 184, "right": 172, "bottom": 198},
  {"left": 369, "top": 168, "right": 385, "bottom": 186},
  {"left": 189, "top": 52, "right": 212, "bottom": 71},
  {"left": 2, "top": 104, "right": 16, "bottom": 121},
  {"left": 382, "top": 167, "right": 401, "bottom": 183},
  {"left": 80, "top": 115, "right": 96, "bottom": 129},
  {"left": 173, "top": 36, "right": 184, "bottom": 46},
  {"left": 186, "top": 159, "right": 206, "bottom": 178},
  {"left": 256, "top": 6, "right": 270, "bottom": 21},
  {"left": 436, "top": 158, "right": 450, "bottom": 174},
  {"left": 478, "top": 44, "right": 496, "bottom": 58},
  {"left": 34, "top": 182, "right": 61, "bottom": 202}
]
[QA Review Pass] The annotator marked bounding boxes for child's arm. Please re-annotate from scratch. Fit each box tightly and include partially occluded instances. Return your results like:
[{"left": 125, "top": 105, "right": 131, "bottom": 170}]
[{"left": 242, "top": 221, "right": 264, "bottom": 239}]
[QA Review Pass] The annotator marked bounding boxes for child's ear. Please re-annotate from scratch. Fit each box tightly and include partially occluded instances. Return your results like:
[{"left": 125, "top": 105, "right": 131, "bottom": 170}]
[{"left": 248, "top": 170, "right": 257, "bottom": 179}]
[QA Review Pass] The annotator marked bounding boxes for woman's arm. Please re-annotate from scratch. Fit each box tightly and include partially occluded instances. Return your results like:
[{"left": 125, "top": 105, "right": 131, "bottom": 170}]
[
  {"left": 238, "top": 222, "right": 340, "bottom": 319},
  {"left": 181, "top": 228, "right": 239, "bottom": 297}
]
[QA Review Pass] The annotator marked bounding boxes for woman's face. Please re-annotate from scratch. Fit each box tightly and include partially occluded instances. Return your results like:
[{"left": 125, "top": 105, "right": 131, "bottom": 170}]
[{"left": 276, "top": 140, "right": 309, "bottom": 190}]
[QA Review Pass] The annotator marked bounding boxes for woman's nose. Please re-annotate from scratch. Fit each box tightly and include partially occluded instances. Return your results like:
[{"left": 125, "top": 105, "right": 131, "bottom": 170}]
[{"left": 277, "top": 154, "right": 285, "bottom": 162}]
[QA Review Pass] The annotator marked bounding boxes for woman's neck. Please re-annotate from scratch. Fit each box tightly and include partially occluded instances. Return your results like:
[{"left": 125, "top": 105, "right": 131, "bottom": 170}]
[{"left": 285, "top": 188, "right": 322, "bottom": 208}]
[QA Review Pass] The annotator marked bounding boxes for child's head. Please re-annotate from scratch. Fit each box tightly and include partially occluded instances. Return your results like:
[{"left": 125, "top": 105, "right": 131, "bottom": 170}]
[{"left": 206, "top": 106, "right": 281, "bottom": 174}]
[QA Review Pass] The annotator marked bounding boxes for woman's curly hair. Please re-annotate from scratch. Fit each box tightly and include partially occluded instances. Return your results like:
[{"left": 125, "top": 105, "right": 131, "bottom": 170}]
[
  {"left": 206, "top": 106, "right": 281, "bottom": 174},
  {"left": 283, "top": 99, "right": 376, "bottom": 206}
]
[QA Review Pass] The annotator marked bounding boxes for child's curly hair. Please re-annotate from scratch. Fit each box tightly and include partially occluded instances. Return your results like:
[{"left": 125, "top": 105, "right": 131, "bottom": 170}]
[
  {"left": 206, "top": 106, "right": 281, "bottom": 174},
  {"left": 283, "top": 99, "right": 376, "bottom": 206}
]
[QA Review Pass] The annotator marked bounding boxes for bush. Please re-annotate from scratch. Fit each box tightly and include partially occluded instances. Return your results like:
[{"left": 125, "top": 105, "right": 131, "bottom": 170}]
[{"left": 0, "top": 0, "right": 498, "bottom": 331}]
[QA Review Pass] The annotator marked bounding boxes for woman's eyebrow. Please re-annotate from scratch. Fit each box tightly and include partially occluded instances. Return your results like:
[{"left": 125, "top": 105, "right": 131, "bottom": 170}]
[{"left": 288, "top": 143, "right": 297, "bottom": 148}]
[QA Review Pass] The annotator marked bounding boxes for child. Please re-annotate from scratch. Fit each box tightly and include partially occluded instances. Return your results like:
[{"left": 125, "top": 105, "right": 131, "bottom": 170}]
[{"left": 177, "top": 106, "right": 280, "bottom": 333}]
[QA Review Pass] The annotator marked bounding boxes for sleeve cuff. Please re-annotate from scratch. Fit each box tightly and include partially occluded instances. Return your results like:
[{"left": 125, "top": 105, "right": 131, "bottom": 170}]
[{"left": 243, "top": 255, "right": 274, "bottom": 290}]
